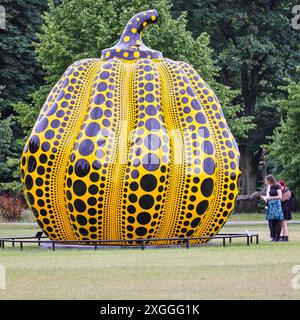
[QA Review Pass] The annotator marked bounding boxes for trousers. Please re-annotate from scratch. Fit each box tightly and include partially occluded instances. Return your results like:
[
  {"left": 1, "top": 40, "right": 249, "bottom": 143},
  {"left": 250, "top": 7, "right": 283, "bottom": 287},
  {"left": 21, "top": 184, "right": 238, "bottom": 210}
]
[{"left": 268, "top": 219, "right": 281, "bottom": 241}]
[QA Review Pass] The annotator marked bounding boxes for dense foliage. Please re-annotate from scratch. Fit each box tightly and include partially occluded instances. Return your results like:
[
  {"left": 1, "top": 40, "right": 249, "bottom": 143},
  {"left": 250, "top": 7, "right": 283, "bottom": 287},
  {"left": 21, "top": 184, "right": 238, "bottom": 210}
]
[
  {"left": 0, "top": 0, "right": 47, "bottom": 191},
  {"left": 172, "top": 0, "right": 300, "bottom": 210},
  {"left": 267, "top": 77, "right": 300, "bottom": 196}
]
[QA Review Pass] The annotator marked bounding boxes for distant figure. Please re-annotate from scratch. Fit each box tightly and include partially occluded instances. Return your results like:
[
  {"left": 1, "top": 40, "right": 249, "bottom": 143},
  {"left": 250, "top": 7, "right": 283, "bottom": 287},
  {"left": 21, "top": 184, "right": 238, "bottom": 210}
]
[
  {"left": 261, "top": 175, "right": 284, "bottom": 242},
  {"left": 279, "top": 180, "right": 292, "bottom": 242}
]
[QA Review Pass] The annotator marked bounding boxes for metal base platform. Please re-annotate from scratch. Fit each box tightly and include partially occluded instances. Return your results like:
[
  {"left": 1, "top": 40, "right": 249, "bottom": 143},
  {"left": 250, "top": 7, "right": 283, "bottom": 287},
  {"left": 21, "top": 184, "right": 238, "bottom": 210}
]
[{"left": 0, "top": 232, "right": 259, "bottom": 251}]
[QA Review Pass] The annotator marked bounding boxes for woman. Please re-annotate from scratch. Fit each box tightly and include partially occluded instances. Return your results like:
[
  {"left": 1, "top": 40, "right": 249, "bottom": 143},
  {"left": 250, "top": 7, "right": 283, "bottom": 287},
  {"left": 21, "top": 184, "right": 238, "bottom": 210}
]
[
  {"left": 279, "top": 180, "right": 292, "bottom": 242},
  {"left": 261, "top": 175, "right": 284, "bottom": 242}
]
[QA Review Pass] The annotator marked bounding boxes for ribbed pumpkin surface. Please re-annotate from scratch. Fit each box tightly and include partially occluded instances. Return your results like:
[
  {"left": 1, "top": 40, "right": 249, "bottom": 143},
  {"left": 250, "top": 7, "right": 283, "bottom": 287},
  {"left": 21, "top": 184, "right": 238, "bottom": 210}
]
[{"left": 20, "top": 10, "right": 240, "bottom": 243}]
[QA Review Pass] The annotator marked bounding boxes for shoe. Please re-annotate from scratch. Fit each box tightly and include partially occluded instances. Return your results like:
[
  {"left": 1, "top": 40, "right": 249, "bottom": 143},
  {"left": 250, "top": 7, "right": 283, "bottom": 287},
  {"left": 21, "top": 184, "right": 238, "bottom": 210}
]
[
  {"left": 280, "top": 236, "right": 289, "bottom": 242},
  {"left": 268, "top": 238, "right": 274, "bottom": 241}
]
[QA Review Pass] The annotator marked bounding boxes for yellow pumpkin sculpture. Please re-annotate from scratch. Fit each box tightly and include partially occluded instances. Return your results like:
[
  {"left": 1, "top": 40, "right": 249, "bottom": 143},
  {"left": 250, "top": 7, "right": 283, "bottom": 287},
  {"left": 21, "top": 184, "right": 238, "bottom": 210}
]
[{"left": 21, "top": 10, "right": 240, "bottom": 244}]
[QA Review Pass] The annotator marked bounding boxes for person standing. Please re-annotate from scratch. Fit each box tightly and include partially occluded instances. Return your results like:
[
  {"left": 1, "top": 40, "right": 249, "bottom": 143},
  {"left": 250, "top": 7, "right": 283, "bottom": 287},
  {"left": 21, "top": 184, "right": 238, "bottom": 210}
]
[
  {"left": 279, "top": 180, "right": 292, "bottom": 242},
  {"left": 261, "top": 175, "right": 284, "bottom": 242}
]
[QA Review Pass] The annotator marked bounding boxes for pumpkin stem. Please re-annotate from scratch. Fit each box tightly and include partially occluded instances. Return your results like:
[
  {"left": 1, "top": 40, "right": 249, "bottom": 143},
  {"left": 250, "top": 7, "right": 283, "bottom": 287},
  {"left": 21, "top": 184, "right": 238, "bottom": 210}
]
[
  {"left": 120, "top": 9, "right": 159, "bottom": 47},
  {"left": 101, "top": 9, "right": 163, "bottom": 60}
]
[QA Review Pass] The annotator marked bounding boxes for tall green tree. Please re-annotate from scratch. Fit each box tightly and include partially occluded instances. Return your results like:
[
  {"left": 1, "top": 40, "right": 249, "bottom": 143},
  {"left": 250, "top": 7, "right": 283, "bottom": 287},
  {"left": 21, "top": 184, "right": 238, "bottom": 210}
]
[
  {"left": 0, "top": 113, "right": 19, "bottom": 190},
  {"left": 172, "top": 0, "right": 300, "bottom": 211},
  {"left": 17, "top": 0, "right": 252, "bottom": 140},
  {"left": 0, "top": 0, "right": 47, "bottom": 191},
  {"left": 0, "top": 85, "right": 19, "bottom": 191},
  {"left": 267, "top": 77, "right": 300, "bottom": 196},
  {"left": 0, "top": 0, "right": 47, "bottom": 115}
]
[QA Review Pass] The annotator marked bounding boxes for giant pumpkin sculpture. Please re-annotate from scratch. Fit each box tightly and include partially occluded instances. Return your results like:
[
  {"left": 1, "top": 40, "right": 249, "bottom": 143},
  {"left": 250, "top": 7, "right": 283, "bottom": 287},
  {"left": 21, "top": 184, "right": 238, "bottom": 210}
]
[{"left": 21, "top": 10, "right": 240, "bottom": 244}]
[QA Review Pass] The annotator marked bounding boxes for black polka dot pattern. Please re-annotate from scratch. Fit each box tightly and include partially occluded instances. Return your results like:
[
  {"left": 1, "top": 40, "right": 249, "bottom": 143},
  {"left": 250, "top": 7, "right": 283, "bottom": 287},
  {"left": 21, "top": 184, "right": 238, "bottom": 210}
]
[
  {"left": 21, "top": 58, "right": 102, "bottom": 240},
  {"left": 120, "top": 59, "right": 170, "bottom": 242},
  {"left": 65, "top": 59, "right": 123, "bottom": 240},
  {"left": 20, "top": 11, "right": 240, "bottom": 245},
  {"left": 179, "top": 61, "right": 240, "bottom": 243},
  {"left": 155, "top": 59, "right": 217, "bottom": 240}
]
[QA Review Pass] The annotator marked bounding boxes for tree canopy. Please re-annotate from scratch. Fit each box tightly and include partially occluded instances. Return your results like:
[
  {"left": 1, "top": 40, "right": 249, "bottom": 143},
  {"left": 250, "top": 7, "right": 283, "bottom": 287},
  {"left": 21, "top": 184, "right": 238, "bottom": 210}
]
[
  {"left": 0, "top": 0, "right": 47, "bottom": 192},
  {"left": 172, "top": 0, "right": 300, "bottom": 210},
  {"left": 0, "top": 0, "right": 47, "bottom": 115},
  {"left": 267, "top": 76, "right": 300, "bottom": 194}
]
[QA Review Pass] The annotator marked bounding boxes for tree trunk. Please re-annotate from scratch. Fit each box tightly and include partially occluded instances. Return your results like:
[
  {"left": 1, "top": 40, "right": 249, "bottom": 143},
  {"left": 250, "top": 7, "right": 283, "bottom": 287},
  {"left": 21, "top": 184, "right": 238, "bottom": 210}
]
[
  {"left": 237, "top": 146, "right": 258, "bottom": 212},
  {"left": 259, "top": 148, "right": 268, "bottom": 181},
  {"left": 241, "top": 63, "right": 259, "bottom": 116},
  {"left": 236, "top": 63, "right": 261, "bottom": 212}
]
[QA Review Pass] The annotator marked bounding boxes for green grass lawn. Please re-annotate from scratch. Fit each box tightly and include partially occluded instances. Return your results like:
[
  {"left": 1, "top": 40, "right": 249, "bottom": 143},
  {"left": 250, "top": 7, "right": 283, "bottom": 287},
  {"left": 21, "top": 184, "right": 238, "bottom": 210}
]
[{"left": 0, "top": 222, "right": 300, "bottom": 300}]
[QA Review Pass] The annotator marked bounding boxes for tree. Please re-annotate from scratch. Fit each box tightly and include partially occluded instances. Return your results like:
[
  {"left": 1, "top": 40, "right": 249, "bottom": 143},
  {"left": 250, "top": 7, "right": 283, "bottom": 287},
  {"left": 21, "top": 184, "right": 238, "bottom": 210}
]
[
  {"left": 19, "top": 0, "right": 252, "bottom": 139},
  {"left": 0, "top": 85, "right": 19, "bottom": 192},
  {"left": 0, "top": 0, "right": 47, "bottom": 115},
  {"left": 0, "top": 0, "right": 47, "bottom": 192},
  {"left": 267, "top": 77, "right": 300, "bottom": 196},
  {"left": 172, "top": 0, "right": 300, "bottom": 211}
]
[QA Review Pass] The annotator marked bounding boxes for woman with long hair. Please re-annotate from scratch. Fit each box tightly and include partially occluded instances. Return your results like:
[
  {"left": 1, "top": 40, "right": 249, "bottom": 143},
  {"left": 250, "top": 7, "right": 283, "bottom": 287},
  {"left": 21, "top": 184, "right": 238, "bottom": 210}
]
[
  {"left": 261, "top": 175, "right": 284, "bottom": 242},
  {"left": 279, "top": 180, "right": 292, "bottom": 242}
]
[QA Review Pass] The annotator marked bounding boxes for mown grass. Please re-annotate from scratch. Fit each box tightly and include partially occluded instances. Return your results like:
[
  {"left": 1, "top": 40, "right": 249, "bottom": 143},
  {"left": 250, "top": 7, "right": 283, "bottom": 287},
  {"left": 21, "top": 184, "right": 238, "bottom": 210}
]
[{"left": 0, "top": 223, "right": 300, "bottom": 300}]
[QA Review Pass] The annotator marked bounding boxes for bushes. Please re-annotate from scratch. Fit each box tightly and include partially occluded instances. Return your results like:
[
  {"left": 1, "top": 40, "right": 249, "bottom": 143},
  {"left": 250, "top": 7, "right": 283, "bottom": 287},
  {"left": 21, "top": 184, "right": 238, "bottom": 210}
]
[{"left": 0, "top": 193, "right": 25, "bottom": 221}]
